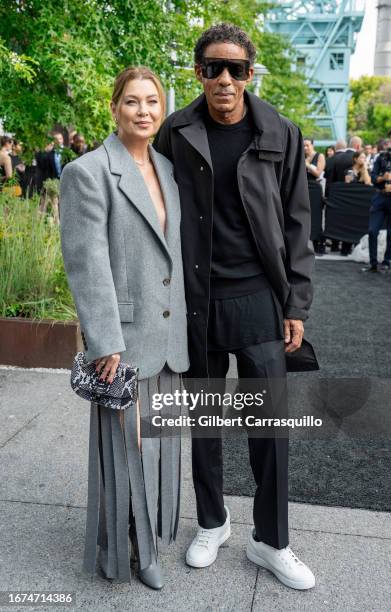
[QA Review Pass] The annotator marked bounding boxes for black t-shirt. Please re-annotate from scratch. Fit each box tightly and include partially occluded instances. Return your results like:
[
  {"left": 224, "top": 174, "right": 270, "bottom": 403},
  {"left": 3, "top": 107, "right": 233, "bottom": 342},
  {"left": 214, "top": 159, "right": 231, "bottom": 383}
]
[{"left": 204, "top": 107, "right": 264, "bottom": 288}]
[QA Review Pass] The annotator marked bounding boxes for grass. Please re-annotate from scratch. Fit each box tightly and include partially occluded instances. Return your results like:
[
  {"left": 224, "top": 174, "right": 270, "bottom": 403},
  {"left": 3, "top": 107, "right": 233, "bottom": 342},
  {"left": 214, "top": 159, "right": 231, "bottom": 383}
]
[{"left": 0, "top": 192, "right": 77, "bottom": 320}]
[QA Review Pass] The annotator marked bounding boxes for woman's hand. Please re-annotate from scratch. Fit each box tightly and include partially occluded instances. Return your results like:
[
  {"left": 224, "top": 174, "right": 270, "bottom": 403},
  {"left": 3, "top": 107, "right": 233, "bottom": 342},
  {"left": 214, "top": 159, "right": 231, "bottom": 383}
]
[{"left": 94, "top": 353, "right": 121, "bottom": 384}]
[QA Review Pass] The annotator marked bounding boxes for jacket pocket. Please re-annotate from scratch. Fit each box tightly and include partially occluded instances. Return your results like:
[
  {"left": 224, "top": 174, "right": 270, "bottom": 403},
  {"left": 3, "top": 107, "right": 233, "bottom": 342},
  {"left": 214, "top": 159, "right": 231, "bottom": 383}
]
[
  {"left": 258, "top": 150, "right": 284, "bottom": 162},
  {"left": 117, "top": 302, "right": 134, "bottom": 322}
]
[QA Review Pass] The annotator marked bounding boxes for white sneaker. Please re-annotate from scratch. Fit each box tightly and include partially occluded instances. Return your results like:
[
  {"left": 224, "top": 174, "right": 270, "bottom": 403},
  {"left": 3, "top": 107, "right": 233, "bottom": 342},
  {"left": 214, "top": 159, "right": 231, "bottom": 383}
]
[
  {"left": 246, "top": 529, "right": 315, "bottom": 590},
  {"left": 186, "top": 506, "right": 231, "bottom": 568}
]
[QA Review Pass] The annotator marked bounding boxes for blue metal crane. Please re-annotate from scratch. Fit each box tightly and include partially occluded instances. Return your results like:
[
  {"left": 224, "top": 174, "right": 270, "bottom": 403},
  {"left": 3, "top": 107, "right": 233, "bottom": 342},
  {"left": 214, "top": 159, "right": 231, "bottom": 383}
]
[{"left": 265, "top": 0, "right": 365, "bottom": 145}]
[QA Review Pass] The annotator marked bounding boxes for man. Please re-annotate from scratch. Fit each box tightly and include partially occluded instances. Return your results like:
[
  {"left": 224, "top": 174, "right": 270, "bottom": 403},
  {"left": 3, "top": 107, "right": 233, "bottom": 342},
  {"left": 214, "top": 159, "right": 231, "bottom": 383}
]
[
  {"left": 364, "top": 144, "right": 376, "bottom": 173},
  {"left": 330, "top": 135, "right": 362, "bottom": 183},
  {"left": 366, "top": 138, "right": 391, "bottom": 272},
  {"left": 326, "top": 136, "right": 362, "bottom": 256},
  {"left": 154, "top": 23, "right": 315, "bottom": 590},
  {"left": 35, "top": 131, "right": 65, "bottom": 184}
]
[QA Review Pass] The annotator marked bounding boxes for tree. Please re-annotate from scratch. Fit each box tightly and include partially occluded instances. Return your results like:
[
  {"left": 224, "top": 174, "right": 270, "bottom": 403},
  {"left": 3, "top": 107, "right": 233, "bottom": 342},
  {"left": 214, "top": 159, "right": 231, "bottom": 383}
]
[
  {"left": 0, "top": 0, "right": 313, "bottom": 151},
  {"left": 348, "top": 75, "right": 391, "bottom": 144}
]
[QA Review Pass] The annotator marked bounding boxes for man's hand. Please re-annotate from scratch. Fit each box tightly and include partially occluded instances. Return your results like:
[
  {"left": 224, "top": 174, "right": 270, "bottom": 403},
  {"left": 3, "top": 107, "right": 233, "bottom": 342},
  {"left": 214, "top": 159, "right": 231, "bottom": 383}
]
[
  {"left": 284, "top": 319, "right": 304, "bottom": 353},
  {"left": 94, "top": 353, "right": 121, "bottom": 384}
]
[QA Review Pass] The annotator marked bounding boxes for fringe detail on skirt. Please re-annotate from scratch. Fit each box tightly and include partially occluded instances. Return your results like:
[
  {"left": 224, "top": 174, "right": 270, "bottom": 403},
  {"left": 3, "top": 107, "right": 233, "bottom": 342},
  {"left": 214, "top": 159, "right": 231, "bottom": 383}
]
[{"left": 82, "top": 365, "right": 182, "bottom": 583}]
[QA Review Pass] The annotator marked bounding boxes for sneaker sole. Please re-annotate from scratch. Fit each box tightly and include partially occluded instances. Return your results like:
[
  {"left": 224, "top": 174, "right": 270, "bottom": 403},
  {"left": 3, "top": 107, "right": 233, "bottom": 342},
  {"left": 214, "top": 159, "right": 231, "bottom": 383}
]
[
  {"left": 186, "top": 527, "right": 231, "bottom": 568},
  {"left": 246, "top": 545, "right": 315, "bottom": 590}
]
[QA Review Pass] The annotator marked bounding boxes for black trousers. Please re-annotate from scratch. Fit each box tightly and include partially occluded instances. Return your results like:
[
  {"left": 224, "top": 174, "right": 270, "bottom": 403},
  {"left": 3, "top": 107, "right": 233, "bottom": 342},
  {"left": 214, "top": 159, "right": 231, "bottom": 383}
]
[{"left": 191, "top": 340, "right": 289, "bottom": 549}]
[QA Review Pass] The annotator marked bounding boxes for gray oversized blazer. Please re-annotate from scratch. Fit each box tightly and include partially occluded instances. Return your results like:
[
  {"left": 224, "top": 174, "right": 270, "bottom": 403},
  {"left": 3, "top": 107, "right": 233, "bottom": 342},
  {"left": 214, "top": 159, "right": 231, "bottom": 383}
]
[{"left": 60, "top": 132, "right": 189, "bottom": 379}]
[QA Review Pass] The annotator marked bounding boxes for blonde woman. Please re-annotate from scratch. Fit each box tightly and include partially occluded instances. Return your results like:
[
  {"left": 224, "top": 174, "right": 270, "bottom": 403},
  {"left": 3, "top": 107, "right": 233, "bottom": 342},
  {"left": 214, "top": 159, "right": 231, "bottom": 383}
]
[{"left": 60, "top": 67, "right": 189, "bottom": 589}]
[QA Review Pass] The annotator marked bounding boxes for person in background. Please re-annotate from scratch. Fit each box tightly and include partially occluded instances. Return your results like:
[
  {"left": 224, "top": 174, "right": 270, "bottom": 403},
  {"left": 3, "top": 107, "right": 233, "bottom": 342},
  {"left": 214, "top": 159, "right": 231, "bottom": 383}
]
[
  {"left": 364, "top": 144, "right": 376, "bottom": 173},
  {"left": 345, "top": 151, "right": 372, "bottom": 186},
  {"left": 35, "top": 131, "right": 65, "bottom": 188},
  {"left": 326, "top": 145, "right": 335, "bottom": 159},
  {"left": 0, "top": 136, "right": 13, "bottom": 189},
  {"left": 304, "top": 138, "right": 326, "bottom": 254},
  {"left": 324, "top": 138, "right": 346, "bottom": 194},
  {"left": 304, "top": 138, "right": 325, "bottom": 183},
  {"left": 330, "top": 135, "right": 362, "bottom": 183},
  {"left": 325, "top": 137, "right": 362, "bottom": 255},
  {"left": 11, "top": 139, "right": 26, "bottom": 174},
  {"left": 68, "top": 129, "right": 77, "bottom": 148},
  {"left": 365, "top": 137, "right": 391, "bottom": 272},
  {"left": 71, "top": 133, "right": 88, "bottom": 157}
]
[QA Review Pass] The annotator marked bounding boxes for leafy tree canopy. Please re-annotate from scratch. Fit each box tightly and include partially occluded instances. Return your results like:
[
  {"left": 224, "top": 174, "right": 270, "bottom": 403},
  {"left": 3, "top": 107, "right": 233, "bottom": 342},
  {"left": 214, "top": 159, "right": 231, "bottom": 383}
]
[
  {"left": 348, "top": 75, "right": 391, "bottom": 144},
  {"left": 0, "top": 0, "right": 313, "bottom": 152}
]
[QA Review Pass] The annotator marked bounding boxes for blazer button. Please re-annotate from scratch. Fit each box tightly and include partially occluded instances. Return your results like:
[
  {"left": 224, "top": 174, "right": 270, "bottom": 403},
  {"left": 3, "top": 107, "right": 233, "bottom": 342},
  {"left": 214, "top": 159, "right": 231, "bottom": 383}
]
[
  {"left": 163, "top": 310, "right": 170, "bottom": 318},
  {"left": 200, "top": 166, "right": 204, "bottom": 171},
  {"left": 163, "top": 278, "right": 171, "bottom": 286},
  {"left": 195, "top": 264, "right": 199, "bottom": 269},
  {"left": 199, "top": 216, "right": 203, "bottom": 220}
]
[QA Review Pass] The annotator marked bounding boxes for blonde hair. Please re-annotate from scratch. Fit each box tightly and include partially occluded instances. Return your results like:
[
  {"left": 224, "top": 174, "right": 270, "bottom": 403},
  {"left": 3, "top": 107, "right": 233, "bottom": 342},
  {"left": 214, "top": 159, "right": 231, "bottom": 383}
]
[{"left": 111, "top": 66, "right": 166, "bottom": 123}]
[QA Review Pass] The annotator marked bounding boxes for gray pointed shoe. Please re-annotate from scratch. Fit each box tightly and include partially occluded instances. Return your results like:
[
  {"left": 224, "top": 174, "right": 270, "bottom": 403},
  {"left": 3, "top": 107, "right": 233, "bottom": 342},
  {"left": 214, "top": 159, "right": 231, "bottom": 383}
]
[
  {"left": 139, "top": 558, "right": 164, "bottom": 590},
  {"left": 129, "top": 521, "right": 164, "bottom": 590}
]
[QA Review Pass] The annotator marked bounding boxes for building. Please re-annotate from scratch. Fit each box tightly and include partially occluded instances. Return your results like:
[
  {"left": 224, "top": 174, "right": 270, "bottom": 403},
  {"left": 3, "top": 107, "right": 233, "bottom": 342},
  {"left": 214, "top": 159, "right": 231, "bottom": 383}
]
[{"left": 374, "top": 0, "right": 391, "bottom": 76}]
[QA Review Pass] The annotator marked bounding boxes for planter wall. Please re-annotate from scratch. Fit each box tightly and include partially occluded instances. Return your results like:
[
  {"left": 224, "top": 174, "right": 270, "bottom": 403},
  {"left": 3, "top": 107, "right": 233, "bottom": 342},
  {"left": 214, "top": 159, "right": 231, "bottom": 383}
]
[{"left": 0, "top": 317, "right": 83, "bottom": 368}]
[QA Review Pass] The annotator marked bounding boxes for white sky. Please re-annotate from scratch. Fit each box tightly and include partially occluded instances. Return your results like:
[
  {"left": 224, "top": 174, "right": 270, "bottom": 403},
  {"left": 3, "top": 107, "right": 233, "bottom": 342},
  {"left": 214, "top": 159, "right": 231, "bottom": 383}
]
[{"left": 349, "top": 0, "right": 377, "bottom": 78}]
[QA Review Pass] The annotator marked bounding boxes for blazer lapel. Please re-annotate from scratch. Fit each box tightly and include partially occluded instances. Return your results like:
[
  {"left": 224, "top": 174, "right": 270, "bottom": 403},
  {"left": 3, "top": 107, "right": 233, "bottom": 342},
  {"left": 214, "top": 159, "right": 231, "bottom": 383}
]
[
  {"left": 148, "top": 145, "right": 180, "bottom": 252},
  {"left": 103, "top": 133, "right": 170, "bottom": 259}
]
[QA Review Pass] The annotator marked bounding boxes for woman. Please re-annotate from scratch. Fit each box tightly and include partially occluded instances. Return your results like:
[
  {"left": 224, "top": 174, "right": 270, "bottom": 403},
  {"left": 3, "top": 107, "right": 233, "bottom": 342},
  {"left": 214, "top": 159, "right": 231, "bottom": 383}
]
[
  {"left": 0, "top": 136, "right": 13, "bottom": 190},
  {"left": 60, "top": 67, "right": 189, "bottom": 589},
  {"left": 344, "top": 151, "right": 372, "bottom": 186},
  {"left": 326, "top": 145, "right": 335, "bottom": 159},
  {"left": 304, "top": 137, "right": 326, "bottom": 183},
  {"left": 304, "top": 137, "right": 326, "bottom": 254}
]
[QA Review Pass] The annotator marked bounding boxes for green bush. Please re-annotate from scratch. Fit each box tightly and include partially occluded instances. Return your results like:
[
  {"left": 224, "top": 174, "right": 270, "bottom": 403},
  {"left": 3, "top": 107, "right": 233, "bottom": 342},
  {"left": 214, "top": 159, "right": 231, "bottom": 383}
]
[{"left": 0, "top": 192, "right": 76, "bottom": 320}]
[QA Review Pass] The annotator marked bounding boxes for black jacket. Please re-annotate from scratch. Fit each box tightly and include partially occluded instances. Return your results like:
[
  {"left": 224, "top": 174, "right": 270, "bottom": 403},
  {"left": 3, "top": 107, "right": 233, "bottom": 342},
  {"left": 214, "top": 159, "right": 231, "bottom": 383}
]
[
  {"left": 371, "top": 152, "right": 391, "bottom": 192},
  {"left": 326, "top": 149, "right": 354, "bottom": 184},
  {"left": 153, "top": 91, "right": 314, "bottom": 376}
]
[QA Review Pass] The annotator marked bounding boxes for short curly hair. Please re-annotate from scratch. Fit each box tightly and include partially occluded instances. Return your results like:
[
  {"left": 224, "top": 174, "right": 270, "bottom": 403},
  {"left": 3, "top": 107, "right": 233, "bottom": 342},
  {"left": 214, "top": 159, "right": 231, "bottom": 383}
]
[{"left": 194, "top": 23, "right": 257, "bottom": 65}]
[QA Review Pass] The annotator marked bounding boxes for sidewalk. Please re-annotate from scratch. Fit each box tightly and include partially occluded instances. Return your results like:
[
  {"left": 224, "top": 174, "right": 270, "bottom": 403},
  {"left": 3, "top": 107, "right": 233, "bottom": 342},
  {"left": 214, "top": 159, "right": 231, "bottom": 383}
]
[{"left": 0, "top": 368, "right": 390, "bottom": 612}]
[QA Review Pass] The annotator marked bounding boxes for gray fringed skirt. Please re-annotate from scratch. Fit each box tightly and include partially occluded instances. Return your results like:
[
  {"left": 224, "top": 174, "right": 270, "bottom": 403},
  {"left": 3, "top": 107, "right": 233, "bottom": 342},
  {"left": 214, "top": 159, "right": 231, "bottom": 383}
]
[{"left": 82, "top": 365, "right": 182, "bottom": 583}]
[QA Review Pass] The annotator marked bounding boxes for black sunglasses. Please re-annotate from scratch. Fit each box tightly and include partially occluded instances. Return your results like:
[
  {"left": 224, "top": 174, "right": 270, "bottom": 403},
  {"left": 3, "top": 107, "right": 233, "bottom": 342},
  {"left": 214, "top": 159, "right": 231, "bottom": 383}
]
[{"left": 200, "top": 58, "right": 251, "bottom": 81}]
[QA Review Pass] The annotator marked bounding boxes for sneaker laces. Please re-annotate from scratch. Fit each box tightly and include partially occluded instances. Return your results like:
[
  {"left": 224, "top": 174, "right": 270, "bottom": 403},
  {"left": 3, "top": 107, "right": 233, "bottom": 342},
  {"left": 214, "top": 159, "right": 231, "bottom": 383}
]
[
  {"left": 194, "top": 528, "right": 214, "bottom": 549},
  {"left": 284, "top": 546, "right": 303, "bottom": 566}
]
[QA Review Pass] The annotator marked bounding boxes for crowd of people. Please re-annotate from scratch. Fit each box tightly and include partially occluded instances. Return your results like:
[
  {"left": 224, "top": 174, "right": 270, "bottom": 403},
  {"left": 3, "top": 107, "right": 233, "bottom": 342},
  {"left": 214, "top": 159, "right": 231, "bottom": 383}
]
[
  {"left": 0, "top": 130, "right": 96, "bottom": 196},
  {"left": 303, "top": 132, "right": 391, "bottom": 271}
]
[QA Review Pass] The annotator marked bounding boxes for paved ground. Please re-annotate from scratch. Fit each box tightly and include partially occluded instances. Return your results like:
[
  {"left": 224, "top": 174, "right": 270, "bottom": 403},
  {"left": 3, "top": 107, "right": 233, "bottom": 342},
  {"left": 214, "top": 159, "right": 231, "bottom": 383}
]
[{"left": 0, "top": 367, "right": 390, "bottom": 612}]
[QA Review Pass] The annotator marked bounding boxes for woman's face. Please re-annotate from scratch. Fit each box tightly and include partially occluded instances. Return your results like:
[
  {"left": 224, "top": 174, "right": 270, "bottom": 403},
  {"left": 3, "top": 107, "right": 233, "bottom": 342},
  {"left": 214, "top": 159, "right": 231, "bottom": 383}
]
[
  {"left": 356, "top": 153, "right": 366, "bottom": 166},
  {"left": 111, "top": 78, "right": 163, "bottom": 142}
]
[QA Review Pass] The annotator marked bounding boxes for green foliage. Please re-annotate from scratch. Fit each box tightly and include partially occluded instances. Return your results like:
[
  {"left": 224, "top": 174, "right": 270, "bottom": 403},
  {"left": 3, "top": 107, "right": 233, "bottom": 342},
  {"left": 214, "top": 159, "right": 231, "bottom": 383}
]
[
  {"left": 0, "top": 193, "right": 76, "bottom": 320},
  {"left": 348, "top": 76, "right": 391, "bottom": 144},
  {"left": 0, "top": 0, "right": 313, "bottom": 149},
  {"left": 0, "top": 37, "right": 37, "bottom": 83}
]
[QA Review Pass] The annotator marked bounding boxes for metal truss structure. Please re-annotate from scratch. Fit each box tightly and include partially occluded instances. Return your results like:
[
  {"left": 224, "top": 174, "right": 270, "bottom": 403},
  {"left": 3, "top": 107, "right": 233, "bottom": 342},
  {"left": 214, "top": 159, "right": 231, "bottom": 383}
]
[{"left": 265, "top": 0, "right": 365, "bottom": 145}]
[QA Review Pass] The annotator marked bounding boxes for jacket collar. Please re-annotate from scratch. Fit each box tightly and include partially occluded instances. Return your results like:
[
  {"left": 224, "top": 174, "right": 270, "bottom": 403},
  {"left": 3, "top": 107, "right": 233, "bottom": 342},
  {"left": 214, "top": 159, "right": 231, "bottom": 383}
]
[
  {"left": 103, "top": 132, "right": 176, "bottom": 260},
  {"left": 171, "top": 90, "right": 284, "bottom": 154}
]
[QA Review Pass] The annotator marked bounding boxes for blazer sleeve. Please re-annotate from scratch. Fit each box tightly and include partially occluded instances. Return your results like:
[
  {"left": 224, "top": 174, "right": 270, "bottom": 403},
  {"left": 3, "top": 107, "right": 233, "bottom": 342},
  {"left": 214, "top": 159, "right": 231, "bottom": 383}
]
[
  {"left": 60, "top": 162, "right": 126, "bottom": 361},
  {"left": 280, "top": 122, "right": 315, "bottom": 321}
]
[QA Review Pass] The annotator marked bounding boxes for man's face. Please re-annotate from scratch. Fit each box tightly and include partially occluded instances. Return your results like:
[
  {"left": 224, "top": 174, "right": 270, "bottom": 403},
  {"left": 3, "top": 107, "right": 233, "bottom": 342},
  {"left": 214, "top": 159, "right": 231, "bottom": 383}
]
[
  {"left": 195, "top": 42, "right": 254, "bottom": 117},
  {"left": 364, "top": 145, "right": 372, "bottom": 155},
  {"left": 53, "top": 133, "right": 64, "bottom": 147}
]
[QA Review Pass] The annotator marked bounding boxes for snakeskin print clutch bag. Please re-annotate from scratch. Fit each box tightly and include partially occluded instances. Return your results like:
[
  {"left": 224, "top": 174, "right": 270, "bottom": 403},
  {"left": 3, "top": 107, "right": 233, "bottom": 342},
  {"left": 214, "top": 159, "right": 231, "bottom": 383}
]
[{"left": 70, "top": 352, "right": 138, "bottom": 409}]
